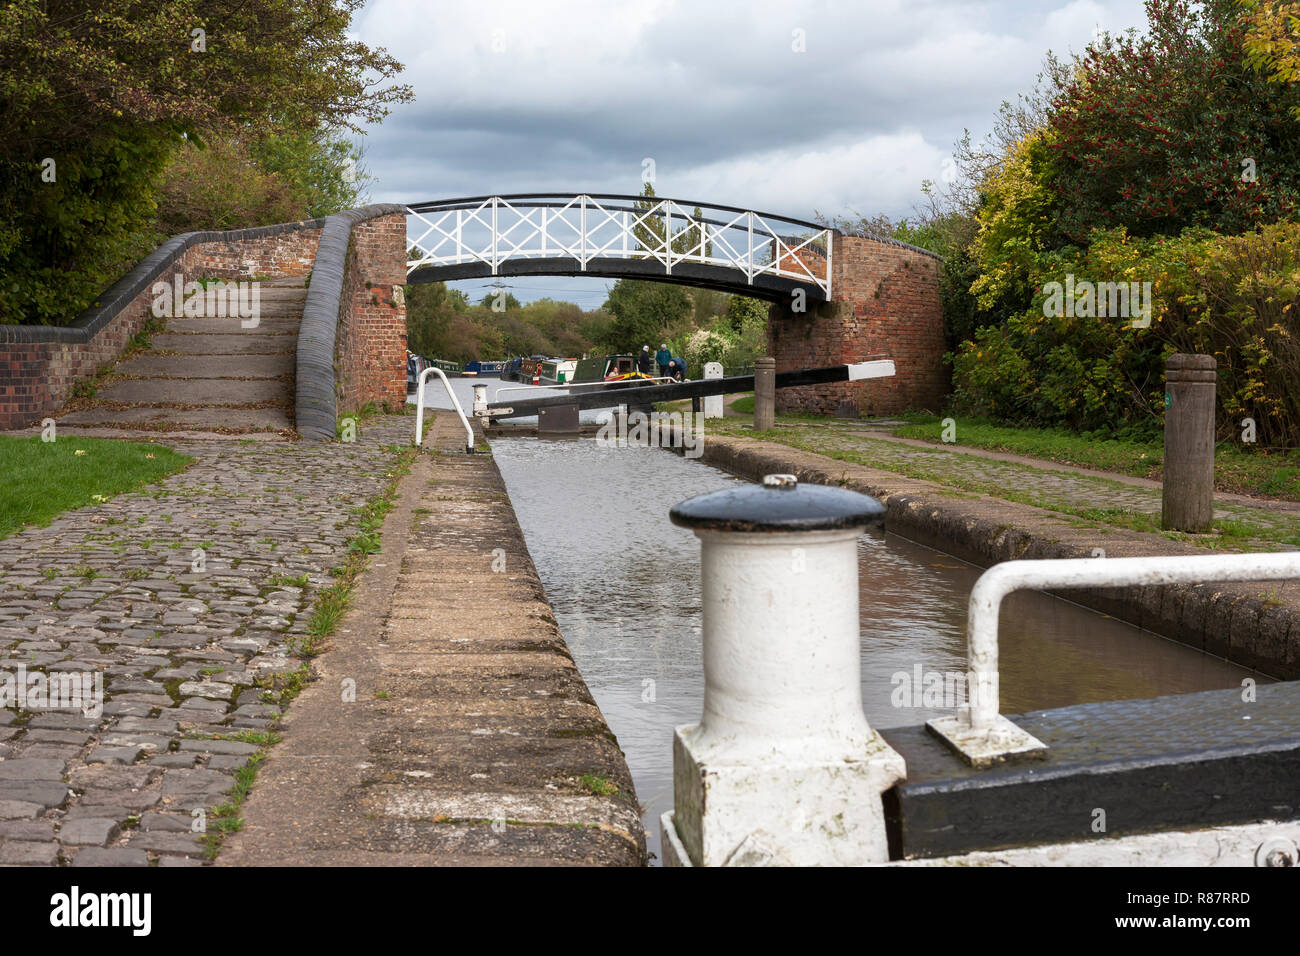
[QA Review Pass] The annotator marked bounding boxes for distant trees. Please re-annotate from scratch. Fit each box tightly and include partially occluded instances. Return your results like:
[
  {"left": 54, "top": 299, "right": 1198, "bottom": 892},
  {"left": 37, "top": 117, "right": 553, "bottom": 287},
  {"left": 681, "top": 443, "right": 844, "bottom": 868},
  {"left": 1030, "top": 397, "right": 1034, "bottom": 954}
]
[
  {"left": 480, "top": 291, "right": 523, "bottom": 311},
  {"left": 406, "top": 283, "right": 613, "bottom": 365},
  {"left": 602, "top": 280, "right": 692, "bottom": 353}
]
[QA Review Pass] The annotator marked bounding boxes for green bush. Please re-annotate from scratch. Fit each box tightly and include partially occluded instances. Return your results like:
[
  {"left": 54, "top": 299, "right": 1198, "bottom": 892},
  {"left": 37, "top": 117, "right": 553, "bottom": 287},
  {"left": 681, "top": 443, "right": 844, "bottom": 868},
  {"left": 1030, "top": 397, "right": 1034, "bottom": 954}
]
[{"left": 950, "top": 223, "right": 1300, "bottom": 445}]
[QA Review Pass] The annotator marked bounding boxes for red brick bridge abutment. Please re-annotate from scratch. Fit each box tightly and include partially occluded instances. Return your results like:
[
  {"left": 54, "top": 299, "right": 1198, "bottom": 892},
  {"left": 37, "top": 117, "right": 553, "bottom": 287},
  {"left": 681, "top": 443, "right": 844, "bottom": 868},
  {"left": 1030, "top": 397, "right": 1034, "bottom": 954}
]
[{"left": 768, "top": 233, "right": 948, "bottom": 418}]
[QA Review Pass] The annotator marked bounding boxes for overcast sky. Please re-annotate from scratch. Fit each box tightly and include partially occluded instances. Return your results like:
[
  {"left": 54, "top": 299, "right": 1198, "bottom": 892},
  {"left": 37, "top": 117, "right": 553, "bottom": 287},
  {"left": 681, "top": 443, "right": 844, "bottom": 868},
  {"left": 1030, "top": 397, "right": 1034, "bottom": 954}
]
[{"left": 352, "top": 0, "right": 1151, "bottom": 305}]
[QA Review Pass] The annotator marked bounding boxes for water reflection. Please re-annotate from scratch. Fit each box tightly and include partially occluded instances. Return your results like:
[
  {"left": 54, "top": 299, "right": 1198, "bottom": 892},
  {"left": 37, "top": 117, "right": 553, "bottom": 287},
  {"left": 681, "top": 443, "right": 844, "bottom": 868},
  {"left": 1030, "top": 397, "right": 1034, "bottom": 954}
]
[{"left": 490, "top": 434, "right": 1260, "bottom": 865}]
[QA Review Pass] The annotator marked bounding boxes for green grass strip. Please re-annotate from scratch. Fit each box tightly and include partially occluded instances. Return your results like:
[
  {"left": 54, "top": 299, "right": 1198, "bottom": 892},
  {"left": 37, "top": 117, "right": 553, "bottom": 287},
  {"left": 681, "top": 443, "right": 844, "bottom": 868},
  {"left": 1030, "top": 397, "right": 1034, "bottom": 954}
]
[{"left": 0, "top": 435, "right": 192, "bottom": 539}]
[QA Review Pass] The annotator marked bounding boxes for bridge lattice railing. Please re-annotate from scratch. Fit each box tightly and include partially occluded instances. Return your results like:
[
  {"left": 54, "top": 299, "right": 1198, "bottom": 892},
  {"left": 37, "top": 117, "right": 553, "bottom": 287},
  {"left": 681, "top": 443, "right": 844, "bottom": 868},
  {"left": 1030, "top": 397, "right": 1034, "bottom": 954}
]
[{"left": 403, "top": 193, "right": 833, "bottom": 297}]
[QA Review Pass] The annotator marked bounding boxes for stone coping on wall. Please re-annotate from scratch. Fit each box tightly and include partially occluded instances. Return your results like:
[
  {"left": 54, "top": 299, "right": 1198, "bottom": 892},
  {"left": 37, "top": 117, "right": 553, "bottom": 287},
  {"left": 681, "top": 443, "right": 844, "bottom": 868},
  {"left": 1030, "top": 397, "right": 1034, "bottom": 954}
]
[
  {"left": 0, "top": 218, "right": 326, "bottom": 345},
  {"left": 834, "top": 228, "right": 945, "bottom": 263},
  {"left": 295, "top": 203, "right": 409, "bottom": 441}
]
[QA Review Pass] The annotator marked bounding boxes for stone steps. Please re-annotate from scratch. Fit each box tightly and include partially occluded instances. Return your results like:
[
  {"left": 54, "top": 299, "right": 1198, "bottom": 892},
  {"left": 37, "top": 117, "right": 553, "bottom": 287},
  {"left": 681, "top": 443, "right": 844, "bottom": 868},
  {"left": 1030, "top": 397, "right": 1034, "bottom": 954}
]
[
  {"left": 150, "top": 334, "right": 295, "bottom": 355},
  {"left": 113, "top": 354, "right": 293, "bottom": 379},
  {"left": 54, "top": 276, "right": 305, "bottom": 439}
]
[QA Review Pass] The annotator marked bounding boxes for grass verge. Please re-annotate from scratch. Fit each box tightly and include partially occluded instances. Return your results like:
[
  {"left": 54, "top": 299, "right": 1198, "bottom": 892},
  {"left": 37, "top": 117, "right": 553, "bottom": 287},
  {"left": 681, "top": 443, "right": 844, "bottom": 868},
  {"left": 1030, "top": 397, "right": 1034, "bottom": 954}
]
[
  {"left": 0, "top": 435, "right": 192, "bottom": 539},
  {"left": 709, "top": 420, "right": 1300, "bottom": 551},
  {"left": 890, "top": 414, "right": 1300, "bottom": 502}
]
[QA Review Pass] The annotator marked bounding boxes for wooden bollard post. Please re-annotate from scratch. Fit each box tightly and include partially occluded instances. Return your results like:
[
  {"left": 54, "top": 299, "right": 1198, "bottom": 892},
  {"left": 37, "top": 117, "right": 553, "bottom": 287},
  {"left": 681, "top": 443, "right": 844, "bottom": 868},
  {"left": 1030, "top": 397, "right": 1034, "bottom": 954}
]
[
  {"left": 754, "top": 357, "right": 775, "bottom": 432},
  {"left": 1162, "top": 353, "right": 1216, "bottom": 533}
]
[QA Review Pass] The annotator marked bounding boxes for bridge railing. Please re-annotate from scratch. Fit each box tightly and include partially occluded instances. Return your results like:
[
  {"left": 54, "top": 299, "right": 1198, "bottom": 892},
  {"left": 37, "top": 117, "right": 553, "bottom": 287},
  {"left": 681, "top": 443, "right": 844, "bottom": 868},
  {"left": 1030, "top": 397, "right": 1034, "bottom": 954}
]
[{"left": 404, "top": 193, "right": 833, "bottom": 297}]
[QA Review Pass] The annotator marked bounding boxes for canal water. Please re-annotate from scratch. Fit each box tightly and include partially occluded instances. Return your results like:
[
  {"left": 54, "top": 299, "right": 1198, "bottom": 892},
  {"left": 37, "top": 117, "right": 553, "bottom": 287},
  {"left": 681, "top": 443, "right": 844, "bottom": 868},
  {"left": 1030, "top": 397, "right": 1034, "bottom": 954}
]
[{"left": 420, "top": 379, "right": 1261, "bottom": 865}]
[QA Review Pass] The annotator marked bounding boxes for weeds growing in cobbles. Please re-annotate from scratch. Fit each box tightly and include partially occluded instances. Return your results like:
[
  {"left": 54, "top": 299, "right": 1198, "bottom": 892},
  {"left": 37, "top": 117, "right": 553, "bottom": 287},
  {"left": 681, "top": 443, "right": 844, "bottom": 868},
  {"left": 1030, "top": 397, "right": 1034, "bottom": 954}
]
[
  {"left": 200, "top": 752, "right": 268, "bottom": 860},
  {"left": 261, "top": 444, "right": 417, "bottom": 710},
  {"left": 206, "top": 443, "right": 415, "bottom": 859}
]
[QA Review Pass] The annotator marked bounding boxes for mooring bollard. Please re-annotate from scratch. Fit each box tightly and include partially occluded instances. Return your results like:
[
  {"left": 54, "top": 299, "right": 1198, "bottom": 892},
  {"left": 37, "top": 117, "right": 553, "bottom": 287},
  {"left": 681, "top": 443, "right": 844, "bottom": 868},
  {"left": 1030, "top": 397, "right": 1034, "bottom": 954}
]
[
  {"left": 1162, "top": 353, "right": 1216, "bottom": 533},
  {"left": 754, "top": 357, "right": 775, "bottom": 431},
  {"left": 472, "top": 383, "right": 488, "bottom": 418},
  {"left": 703, "top": 362, "right": 724, "bottom": 419},
  {"left": 660, "top": 474, "right": 906, "bottom": 866}
]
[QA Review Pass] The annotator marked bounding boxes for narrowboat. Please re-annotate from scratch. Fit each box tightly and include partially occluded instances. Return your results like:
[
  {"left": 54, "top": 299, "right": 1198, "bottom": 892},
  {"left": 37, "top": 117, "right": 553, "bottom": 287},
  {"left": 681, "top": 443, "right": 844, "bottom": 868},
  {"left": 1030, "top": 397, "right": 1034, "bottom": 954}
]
[
  {"left": 571, "top": 354, "right": 636, "bottom": 384},
  {"left": 538, "top": 358, "right": 579, "bottom": 385},
  {"left": 517, "top": 355, "right": 547, "bottom": 385},
  {"left": 462, "top": 360, "right": 505, "bottom": 377}
]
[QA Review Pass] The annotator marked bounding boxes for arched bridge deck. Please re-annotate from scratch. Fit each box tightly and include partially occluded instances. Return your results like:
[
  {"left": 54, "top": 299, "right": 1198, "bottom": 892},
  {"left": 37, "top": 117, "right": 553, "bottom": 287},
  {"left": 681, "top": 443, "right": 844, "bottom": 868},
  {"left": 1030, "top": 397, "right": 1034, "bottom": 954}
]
[{"left": 404, "top": 193, "right": 833, "bottom": 303}]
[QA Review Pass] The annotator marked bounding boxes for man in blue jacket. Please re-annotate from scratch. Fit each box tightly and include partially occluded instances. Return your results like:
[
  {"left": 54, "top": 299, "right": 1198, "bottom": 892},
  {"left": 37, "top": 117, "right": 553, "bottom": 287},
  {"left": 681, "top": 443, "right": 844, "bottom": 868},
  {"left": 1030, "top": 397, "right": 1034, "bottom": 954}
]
[
  {"left": 667, "top": 356, "right": 688, "bottom": 381},
  {"left": 655, "top": 344, "right": 672, "bottom": 380}
]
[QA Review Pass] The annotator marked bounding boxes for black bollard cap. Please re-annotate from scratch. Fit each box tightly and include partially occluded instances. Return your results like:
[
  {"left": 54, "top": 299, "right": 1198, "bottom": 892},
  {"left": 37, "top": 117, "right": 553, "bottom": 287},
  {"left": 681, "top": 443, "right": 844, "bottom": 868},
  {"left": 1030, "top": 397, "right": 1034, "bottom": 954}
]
[{"left": 670, "top": 474, "right": 886, "bottom": 533}]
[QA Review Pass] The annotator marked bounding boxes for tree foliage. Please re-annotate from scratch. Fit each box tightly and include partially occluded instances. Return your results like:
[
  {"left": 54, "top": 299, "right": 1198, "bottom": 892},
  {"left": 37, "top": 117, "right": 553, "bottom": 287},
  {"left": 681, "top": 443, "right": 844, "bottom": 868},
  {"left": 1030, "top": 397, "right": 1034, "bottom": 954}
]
[
  {"left": 602, "top": 279, "right": 692, "bottom": 353},
  {"left": 0, "top": 0, "right": 411, "bottom": 324},
  {"left": 724, "top": 295, "right": 768, "bottom": 333},
  {"left": 406, "top": 283, "right": 615, "bottom": 366},
  {"left": 1241, "top": 0, "right": 1300, "bottom": 115},
  {"left": 1048, "top": 0, "right": 1300, "bottom": 243},
  {"left": 907, "top": 0, "right": 1300, "bottom": 445}
]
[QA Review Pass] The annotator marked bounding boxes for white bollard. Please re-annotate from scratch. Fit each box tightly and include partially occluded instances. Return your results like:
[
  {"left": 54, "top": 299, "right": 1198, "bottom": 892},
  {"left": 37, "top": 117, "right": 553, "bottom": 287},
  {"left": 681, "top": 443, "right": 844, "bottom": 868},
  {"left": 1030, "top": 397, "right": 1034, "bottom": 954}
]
[
  {"left": 661, "top": 474, "right": 906, "bottom": 866},
  {"left": 703, "top": 362, "right": 723, "bottom": 419},
  {"left": 472, "top": 383, "right": 488, "bottom": 418}
]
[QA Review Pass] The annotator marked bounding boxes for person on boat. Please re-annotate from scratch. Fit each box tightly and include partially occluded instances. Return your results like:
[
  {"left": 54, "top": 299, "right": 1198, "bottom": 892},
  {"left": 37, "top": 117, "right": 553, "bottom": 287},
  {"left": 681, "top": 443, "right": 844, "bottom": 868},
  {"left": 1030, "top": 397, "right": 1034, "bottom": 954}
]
[
  {"left": 637, "top": 346, "right": 653, "bottom": 376},
  {"left": 655, "top": 344, "right": 672, "bottom": 380}
]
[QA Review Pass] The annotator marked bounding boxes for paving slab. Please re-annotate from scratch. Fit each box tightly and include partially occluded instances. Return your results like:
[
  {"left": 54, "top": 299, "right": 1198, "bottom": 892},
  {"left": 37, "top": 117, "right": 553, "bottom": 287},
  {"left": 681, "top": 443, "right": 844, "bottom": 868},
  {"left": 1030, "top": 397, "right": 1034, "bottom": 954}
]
[
  {"left": 0, "top": 842, "right": 60, "bottom": 865},
  {"left": 58, "top": 818, "right": 121, "bottom": 847},
  {"left": 68, "top": 847, "right": 149, "bottom": 867}
]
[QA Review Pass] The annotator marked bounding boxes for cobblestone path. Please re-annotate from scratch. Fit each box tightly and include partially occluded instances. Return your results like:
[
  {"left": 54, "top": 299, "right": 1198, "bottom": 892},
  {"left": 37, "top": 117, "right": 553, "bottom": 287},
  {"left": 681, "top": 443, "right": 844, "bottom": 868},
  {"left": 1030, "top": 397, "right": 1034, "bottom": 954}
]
[
  {"left": 0, "top": 415, "right": 412, "bottom": 865},
  {"left": 710, "top": 421, "right": 1300, "bottom": 552}
]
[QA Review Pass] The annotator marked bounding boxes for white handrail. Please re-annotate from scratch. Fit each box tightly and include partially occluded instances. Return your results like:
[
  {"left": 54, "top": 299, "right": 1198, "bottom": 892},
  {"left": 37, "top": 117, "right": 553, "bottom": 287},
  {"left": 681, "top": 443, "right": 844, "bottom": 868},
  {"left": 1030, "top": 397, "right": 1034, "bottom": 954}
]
[
  {"left": 936, "top": 551, "right": 1300, "bottom": 762},
  {"left": 492, "top": 377, "right": 673, "bottom": 401},
  {"left": 414, "top": 366, "right": 474, "bottom": 452},
  {"left": 404, "top": 195, "right": 833, "bottom": 296}
]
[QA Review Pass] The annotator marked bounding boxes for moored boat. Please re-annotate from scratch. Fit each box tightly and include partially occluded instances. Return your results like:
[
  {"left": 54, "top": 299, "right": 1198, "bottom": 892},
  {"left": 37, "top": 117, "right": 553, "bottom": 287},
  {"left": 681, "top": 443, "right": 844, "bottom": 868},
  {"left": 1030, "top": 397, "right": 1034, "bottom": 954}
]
[
  {"left": 518, "top": 355, "right": 547, "bottom": 385},
  {"left": 572, "top": 354, "right": 636, "bottom": 384},
  {"left": 539, "top": 358, "right": 578, "bottom": 385}
]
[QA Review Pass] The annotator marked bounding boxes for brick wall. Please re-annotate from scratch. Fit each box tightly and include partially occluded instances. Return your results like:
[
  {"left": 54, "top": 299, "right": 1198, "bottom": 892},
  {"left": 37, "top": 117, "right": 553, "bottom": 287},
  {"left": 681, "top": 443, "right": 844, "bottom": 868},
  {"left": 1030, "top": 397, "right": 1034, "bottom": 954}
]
[
  {"left": 0, "top": 283, "right": 151, "bottom": 431},
  {"left": 182, "top": 230, "right": 320, "bottom": 280},
  {"left": 768, "top": 234, "right": 948, "bottom": 416},
  {"left": 0, "top": 224, "right": 323, "bottom": 430},
  {"left": 333, "top": 213, "right": 407, "bottom": 414}
]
